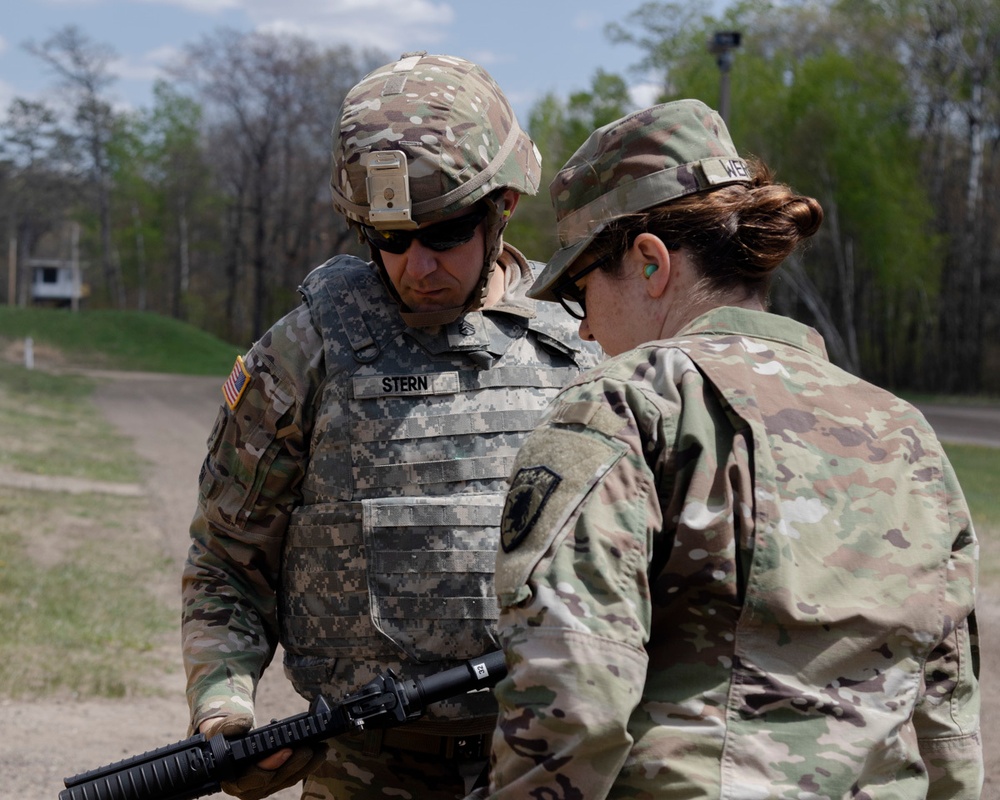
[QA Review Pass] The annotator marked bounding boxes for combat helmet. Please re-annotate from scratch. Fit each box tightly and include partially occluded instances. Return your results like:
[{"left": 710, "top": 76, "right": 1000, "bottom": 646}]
[{"left": 331, "top": 52, "right": 542, "bottom": 327}]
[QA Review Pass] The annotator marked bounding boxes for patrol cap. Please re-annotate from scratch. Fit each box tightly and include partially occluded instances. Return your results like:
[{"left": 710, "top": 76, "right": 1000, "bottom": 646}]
[{"left": 529, "top": 99, "right": 753, "bottom": 302}]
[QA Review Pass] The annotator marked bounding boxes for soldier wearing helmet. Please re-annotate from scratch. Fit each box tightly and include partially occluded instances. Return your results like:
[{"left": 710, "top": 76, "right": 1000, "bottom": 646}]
[
  {"left": 330, "top": 51, "right": 542, "bottom": 327},
  {"left": 476, "top": 99, "right": 981, "bottom": 798},
  {"left": 180, "top": 52, "right": 600, "bottom": 800}
]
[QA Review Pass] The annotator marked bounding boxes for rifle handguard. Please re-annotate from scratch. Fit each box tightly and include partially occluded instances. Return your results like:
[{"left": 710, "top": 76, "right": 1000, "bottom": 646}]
[{"left": 60, "top": 650, "right": 506, "bottom": 800}]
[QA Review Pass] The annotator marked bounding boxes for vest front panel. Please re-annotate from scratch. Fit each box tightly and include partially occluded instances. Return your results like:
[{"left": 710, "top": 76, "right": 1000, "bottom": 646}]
[{"left": 281, "top": 316, "right": 581, "bottom": 714}]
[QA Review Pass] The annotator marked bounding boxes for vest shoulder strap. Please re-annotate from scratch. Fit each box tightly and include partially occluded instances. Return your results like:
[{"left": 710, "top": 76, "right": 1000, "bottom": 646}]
[{"left": 299, "top": 256, "right": 406, "bottom": 368}]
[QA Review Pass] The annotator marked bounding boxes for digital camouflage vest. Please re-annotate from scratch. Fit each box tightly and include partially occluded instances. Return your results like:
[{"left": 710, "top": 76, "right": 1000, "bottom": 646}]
[{"left": 279, "top": 252, "right": 592, "bottom": 724}]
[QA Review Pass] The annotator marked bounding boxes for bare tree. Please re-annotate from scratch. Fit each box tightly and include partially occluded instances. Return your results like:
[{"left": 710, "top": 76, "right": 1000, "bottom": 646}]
[
  {"left": 142, "top": 81, "right": 216, "bottom": 323},
  {"left": 890, "top": 0, "right": 1000, "bottom": 392},
  {"left": 171, "top": 29, "right": 383, "bottom": 342},
  {"left": 0, "top": 97, "right": 82, "bottom": 306},
  {"left": 24, "top": 25, "right": 126, "bottom": 308}
]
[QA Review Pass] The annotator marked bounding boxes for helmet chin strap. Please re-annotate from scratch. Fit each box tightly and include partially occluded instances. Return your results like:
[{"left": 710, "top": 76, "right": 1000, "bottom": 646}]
[{"left": 375, "top": 192, "right": 511, "bottom": 329}]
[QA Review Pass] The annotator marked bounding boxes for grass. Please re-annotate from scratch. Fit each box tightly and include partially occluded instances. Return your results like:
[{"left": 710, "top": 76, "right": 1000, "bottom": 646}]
[
  {"left": 943, "top": 443, "right": 1000, "bottom": 586},
  {"left": 0, "top": 357, "right": 173, "bottom": 699},
  {"left": 0, "top": 490, "right": 174, "bottom": 698},
  {"left": 0, "top": 361, "right": 145, "bottom": 480},
  {"left": 0, "top": 306, "right": 240, "bottom": 375},
  {"left": 0, "top": 307, "right": 231, "bottom": 699}
]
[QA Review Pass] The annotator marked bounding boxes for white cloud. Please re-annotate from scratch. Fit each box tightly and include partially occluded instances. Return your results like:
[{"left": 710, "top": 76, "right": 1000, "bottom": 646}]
[
  {"left": 22, "top": 0, "right": 456, "bottom": 113},
  {"left": 140, "top": 0, "right": 455, "bottom": 51},
  {"left": 463, "top": 48, "right": 501, "bottom": 67},
  {"left": 0, "top": 79, "right": 13, "bottom": 112},
  {"left": 134, "top": 0, "right": 241, "bottom": 11},
  {"left": 629, "top": 81, "right": 661, "bottom": 110},
  {"left": 571, "top": 11, "right": 602, "bottom": 31},
  {"left": 102, "top": 45, "right": 188, "bottom": 111},
  {"left": 100, "top": 43, "right": 181, "bottom": 94},
  {"left": 252, "top": 0, "right": 453, "bottom": 50},
  {"left": 20, "top": 0, "right": 455, "bottom": 75},
  {"left": 144, "top": 44, "right": 186, "bottom": 66},
  {"left": 504, "top": 88, "right": 537, "bottom": 114}
]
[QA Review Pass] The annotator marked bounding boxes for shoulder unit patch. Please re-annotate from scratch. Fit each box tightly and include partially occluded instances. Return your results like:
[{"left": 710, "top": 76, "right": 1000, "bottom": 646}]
[{"left": 501, "top": 465, "right": 562, "bottom": 552}]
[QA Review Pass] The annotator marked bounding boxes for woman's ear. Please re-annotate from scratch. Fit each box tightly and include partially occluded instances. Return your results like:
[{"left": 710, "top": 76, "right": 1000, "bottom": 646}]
[
  {"left": 633, "top": 233, "right": 671, "bottom": 298},
  {"left": 501, "top": 188, "right": 520, "bottom": 219}
]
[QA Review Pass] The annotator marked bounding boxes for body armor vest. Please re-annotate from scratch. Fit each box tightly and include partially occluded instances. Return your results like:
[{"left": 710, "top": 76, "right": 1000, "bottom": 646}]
[{"left": 280, "top": 253, "right": 589, "bottom": 725}]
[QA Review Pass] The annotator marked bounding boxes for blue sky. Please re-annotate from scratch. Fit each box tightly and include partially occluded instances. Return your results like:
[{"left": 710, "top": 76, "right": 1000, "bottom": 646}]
[{"left": 0, "top": 0, "right": 726, "bottom": 123}]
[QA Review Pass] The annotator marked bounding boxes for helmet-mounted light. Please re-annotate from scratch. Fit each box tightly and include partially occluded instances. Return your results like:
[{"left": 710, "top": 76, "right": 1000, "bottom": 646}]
[{"left": 362, "top": 150, "right": 416, "bottom": 230}]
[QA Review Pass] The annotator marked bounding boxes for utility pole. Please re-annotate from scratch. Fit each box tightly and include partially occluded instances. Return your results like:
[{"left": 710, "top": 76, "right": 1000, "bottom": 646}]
[
  {"left": 71, "top": 222, "right": 81, "bottom": 312},
  {"left": 7, "top": 236, "right": 15, "bottom": 306},
  {"left": 709, "top": 31, "right": 742, "bottom": 125}
]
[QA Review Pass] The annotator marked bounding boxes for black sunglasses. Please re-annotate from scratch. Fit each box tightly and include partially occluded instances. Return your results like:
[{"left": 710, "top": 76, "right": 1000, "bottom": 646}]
[
  {"left": 551, "top": 255, "right": 610, "bottom": 320},
  {"left": 361, "top": 206, "right": 488, "bottom": 255}
]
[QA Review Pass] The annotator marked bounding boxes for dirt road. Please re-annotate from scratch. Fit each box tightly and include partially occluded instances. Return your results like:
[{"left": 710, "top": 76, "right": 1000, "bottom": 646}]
[
  {"left": 1, "top": 372, "right": 998, "bottom": 799},
  {"left": 915, "top": 403, "right": 1000, "bottom": 449}
]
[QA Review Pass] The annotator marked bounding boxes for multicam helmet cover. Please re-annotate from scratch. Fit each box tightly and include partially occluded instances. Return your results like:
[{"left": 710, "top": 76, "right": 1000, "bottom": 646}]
[
  {"left": 529, "top": 98, "right": 753, "bottom": 303},
  {"left": 331, "top": 52, "right": 541, "bottom": 227}
]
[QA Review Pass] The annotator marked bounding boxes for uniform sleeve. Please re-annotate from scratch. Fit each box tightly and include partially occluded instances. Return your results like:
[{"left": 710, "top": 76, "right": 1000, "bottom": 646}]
[
  {"left": 913, "top": 454, "right": 983, "bottom": 798},
  {"left": 486, "top": 382, "right": 664, "bottom": 799},
  {"left": 181, "top": 305, "right": 323, "bottom": 732}
]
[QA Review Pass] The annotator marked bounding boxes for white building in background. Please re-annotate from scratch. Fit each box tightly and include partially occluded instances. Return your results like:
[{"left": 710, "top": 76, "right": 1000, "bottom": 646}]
[{"left": 29, "top": 259, "right": 87, "bottom": 306}]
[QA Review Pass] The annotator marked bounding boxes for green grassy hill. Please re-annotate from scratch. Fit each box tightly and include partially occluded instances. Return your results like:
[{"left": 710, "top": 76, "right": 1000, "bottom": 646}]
[{"left": 0, "top": 307, "right": 242, "bottom": 375}]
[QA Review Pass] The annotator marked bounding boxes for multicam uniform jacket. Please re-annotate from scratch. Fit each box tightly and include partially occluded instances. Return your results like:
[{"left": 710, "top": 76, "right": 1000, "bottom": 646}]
[
  {"left": 181, "top": 245, "right": 597, "bottom": 734},
  {"left": 487, "top": 306, "right": 981, "bottom": 799}
]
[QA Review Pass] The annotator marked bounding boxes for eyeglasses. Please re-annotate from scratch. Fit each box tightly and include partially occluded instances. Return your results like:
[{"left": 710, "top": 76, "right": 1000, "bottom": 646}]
[
  {"left": 550, "top": 255, "right": 610, "bottom": 320},
  {"left": 361, "top": 206, "right": 488, "bottom": 254}
]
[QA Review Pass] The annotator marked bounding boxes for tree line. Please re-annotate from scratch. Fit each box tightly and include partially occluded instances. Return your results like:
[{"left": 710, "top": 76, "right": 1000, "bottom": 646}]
[
  {"left": 1, "top": 0, "right": 997, "bottom": 395},
  {"left": 1, "top": 26, "right": 385, "bottom": 345}
]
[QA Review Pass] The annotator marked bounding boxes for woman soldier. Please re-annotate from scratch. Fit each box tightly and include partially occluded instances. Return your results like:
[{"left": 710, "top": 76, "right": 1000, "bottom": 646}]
[{"left": 479, "top": 99, "right": 982, "bottom": 799}]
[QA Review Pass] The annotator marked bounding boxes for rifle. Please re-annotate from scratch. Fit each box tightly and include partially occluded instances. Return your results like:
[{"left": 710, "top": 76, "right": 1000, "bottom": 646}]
[{"left": 60, "top": 650, "right": 506, "bottom": 800}]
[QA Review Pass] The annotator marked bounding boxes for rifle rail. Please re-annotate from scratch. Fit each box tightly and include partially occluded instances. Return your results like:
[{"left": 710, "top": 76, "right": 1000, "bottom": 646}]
[{"left": 60, "top": 651, "right": 506, "bottom": 800}]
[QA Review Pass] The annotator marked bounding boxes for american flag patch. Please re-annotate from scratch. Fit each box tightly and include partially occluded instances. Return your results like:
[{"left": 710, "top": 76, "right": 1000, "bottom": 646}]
[{"left": 222, "top": 355, "right": 250, "bottom": 410}]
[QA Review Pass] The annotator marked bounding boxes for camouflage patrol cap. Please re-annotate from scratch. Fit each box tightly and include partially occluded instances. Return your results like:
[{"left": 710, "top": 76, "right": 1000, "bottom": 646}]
[
  {"left": 330, "top": 52, "right": 542, "bottom": 227},
  {"left": 529, "top": 99, "right": 753, "bottom": 302}
]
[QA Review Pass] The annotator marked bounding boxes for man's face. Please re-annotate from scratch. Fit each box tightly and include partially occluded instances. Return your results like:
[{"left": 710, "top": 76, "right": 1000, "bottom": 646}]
[{"left": 368, "top": 208, "right": 488, "bottom": 313}]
